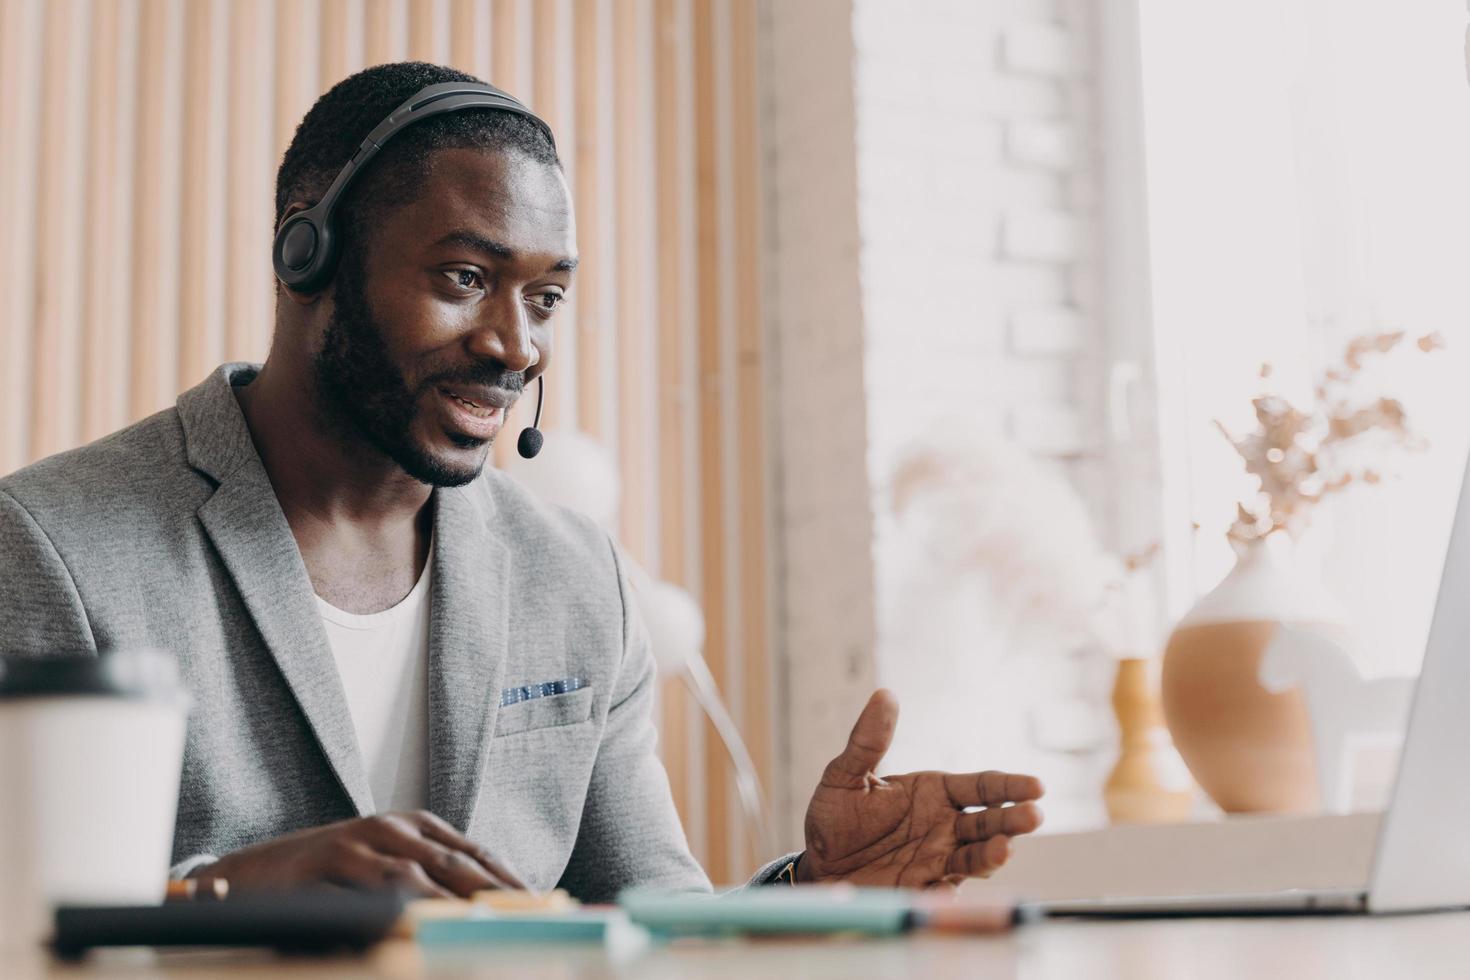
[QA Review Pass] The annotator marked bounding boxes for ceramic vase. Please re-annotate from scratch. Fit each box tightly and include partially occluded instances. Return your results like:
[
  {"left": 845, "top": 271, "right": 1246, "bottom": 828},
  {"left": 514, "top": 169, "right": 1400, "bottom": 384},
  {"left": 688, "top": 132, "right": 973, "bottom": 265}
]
[
  {"left": 1161, "top": 534, "right": 1346, "bottom": 813},
  {"left": 1104, "top": 658, "right": 1195, "bottom": 824}
]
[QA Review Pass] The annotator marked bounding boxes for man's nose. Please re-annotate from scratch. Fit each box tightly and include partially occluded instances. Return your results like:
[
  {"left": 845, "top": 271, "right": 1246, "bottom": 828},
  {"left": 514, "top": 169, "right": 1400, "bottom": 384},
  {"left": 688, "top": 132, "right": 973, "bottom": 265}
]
[{"left": 466, "top": 296, "right": 539, "bottom": 374}]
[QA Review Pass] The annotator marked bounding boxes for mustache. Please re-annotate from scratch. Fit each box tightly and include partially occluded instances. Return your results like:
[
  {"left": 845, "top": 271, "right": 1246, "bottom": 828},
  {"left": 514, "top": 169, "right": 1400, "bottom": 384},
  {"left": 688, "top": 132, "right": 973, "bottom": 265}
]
[{"left": 425, "top": 363, "right": 527, "bottom": 394}]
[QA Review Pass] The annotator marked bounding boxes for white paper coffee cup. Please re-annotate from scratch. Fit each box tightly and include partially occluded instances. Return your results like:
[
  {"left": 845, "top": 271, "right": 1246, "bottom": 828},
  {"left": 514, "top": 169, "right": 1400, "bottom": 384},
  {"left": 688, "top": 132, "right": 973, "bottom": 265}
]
[{"left": 0, "top": 649, "right": 189, "bottom": 950}]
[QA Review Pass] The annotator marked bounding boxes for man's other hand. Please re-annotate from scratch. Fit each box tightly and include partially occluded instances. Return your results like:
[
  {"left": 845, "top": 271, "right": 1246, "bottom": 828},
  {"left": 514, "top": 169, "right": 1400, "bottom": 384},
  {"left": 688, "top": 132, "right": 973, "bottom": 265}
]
[
  {"left": 798, "top": 689, "right": 1045, "bottom": 887},
  {"left": 192, "top": 810, "right": 525, "bottom": 897}
]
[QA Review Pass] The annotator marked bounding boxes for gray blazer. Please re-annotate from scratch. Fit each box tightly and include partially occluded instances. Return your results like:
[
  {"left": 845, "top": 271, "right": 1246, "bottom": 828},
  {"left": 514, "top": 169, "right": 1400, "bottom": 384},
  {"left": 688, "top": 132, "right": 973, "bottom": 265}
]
[{"left": 0, "top": 363, "right": 791, "bottom": 900}]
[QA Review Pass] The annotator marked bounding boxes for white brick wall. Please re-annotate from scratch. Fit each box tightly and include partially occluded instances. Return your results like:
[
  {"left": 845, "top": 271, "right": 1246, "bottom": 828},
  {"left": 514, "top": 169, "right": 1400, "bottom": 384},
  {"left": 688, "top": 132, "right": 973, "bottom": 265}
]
[
  {"left": 1001, "top": 21, "right": 1081, "bottom": 77},
  {"left": 851, "top": 0, "right": 1103, "bottom": 467},
  {"left": 1010, "top": 309, "right": 1088, "bottom": 356},
  {"left": 761, "top": 0, "right": 881, "bottom": 846},
  {"left": 851, "top": 0, "right": 1110, "bottom": 830},
  {"left": 762, "top": 0, "right": 1112, "bottom": 837},
  {"left": 1008, "top": 120, "right": 1081, "bottom": 170}
]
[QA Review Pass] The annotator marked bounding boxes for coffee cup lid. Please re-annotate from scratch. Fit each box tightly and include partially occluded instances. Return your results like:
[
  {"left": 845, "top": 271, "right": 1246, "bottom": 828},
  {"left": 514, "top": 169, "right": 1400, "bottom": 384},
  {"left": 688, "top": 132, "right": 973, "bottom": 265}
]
[{"left": 0, "top": 649, "right": 186, "bottom": 702}]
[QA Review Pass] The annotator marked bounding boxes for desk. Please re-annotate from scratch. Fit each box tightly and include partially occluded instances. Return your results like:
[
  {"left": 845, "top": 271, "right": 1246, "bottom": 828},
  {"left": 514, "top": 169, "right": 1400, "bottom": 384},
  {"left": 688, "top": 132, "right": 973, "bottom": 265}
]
[{"left": 18, "top": 912, "right": 1470, "bottom": 980}]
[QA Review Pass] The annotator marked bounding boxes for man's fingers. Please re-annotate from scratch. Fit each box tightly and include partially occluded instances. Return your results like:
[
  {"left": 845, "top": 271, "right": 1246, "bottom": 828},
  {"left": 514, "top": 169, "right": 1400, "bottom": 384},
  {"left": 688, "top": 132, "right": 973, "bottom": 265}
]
[
  {"left": 954, "top": 802, "right": 1043, "bottom": 843},
  {"left": 363, "top": 816, "right": 509, "bottom": 897},
  {"left": 822, "top": 689, "right": 900, "bottom": 788},
  {"left": 943, "top": 771, "right": 1044, "bottom": 809},
  {"left": 945, "top": 835, "right": 1011, "bottom": 880},
  {"left": 333, "top": 844, "right": 453, "bottom": 898},
  {"left": 372, "top": 855, "right": 455, "bottom": 898},
  {"left": 410, "top": 811, "right": 529, "bottom": 891}
]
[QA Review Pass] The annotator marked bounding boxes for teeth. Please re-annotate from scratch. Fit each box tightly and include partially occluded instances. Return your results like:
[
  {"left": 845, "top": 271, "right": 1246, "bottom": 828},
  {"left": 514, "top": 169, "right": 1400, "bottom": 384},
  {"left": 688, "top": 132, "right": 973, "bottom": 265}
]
[{"left": 446, "top": 390, "right": 494, "bottom": 419}]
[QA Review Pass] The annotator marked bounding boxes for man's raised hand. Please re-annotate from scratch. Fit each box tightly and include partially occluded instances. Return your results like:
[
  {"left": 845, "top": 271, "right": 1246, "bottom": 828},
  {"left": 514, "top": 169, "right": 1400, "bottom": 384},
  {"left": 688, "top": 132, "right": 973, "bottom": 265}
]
[{"left": 796, "top": 689, "right": 1044, "bottom": 887}]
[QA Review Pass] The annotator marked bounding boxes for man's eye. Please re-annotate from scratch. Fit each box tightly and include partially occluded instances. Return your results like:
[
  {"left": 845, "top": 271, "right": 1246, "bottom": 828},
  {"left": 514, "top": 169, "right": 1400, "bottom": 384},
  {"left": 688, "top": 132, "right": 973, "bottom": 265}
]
[
  {"left": 531, "top": 292, "right": 564, "bottom": 313},
  {"left": 447, "top": 269, "right": 484, "bottom": 290}
]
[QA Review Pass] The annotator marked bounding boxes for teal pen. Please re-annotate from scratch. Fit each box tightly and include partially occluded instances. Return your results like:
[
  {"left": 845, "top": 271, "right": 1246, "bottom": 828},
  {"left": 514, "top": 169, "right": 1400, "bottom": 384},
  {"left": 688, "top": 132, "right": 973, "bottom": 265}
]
[{"left": 619, "top": 885, "right": 1030, "bottom": 938}]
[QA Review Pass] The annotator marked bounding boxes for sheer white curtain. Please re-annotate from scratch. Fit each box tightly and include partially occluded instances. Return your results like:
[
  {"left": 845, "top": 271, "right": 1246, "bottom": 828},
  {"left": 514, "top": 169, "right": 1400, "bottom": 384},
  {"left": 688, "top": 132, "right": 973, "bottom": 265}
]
[{"left": 1136, "top": 0, "right": 1470, "bottom": 676}]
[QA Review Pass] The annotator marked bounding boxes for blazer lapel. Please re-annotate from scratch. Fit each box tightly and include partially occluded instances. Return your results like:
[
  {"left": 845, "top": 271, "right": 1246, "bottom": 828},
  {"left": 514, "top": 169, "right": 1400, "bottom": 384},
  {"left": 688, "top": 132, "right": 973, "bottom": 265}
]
[
  {"left": 427, "top": 483, "right": 510, "bottom": 832},
  {"left": 180, "top": 365, "right": 375, "bottom": 817}
]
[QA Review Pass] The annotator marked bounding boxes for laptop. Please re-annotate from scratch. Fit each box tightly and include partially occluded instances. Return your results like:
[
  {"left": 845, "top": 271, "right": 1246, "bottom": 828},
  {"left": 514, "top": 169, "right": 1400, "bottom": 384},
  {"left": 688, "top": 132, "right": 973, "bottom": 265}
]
[{"left": 1041, "top": 450, "right": 1470, "bottom": 917}]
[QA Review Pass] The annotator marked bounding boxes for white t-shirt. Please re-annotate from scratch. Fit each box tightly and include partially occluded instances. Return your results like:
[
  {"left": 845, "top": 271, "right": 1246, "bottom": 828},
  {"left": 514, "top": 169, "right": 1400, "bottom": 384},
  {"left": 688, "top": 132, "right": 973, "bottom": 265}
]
[{"left": 316, "top": 548, "right": 432, "bottom": 815}]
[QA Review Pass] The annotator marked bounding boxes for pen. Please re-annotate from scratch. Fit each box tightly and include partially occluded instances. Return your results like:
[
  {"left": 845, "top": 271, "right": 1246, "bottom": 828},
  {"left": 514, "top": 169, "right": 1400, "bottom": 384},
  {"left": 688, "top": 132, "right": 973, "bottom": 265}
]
[
  {"left": 908, "top": 893, "right": 1038, "bottom": 934},
  {"left": 165, "top": 878, "right": 230, "bottom": 903}
]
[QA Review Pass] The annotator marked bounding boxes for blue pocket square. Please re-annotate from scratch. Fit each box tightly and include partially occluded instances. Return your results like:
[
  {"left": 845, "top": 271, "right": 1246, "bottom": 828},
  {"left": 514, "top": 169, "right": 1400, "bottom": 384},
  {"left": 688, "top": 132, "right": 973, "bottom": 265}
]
[{"left": 500, "top": 677, "right": 587, "bottom": 707}]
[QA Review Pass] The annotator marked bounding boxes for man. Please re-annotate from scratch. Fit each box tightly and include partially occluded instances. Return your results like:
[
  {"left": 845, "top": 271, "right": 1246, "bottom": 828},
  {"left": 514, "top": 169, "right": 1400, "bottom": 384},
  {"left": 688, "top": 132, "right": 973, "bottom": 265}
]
[{"left": 0, "top": 62, "right": 1042, "bottom": 900}]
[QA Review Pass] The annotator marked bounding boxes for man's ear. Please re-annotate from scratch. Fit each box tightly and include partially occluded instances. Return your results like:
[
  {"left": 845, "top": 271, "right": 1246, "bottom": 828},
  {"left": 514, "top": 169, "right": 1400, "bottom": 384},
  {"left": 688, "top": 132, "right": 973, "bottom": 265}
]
[{"left": 275, "top": 201, "right": 324, "bottom": 307}]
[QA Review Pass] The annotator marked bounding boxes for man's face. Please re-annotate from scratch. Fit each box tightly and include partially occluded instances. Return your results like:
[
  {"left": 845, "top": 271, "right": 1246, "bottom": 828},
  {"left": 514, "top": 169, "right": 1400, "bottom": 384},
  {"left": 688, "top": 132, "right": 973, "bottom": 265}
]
[{"left": 313, "top": 147, "right": 577, "bottom": 487}]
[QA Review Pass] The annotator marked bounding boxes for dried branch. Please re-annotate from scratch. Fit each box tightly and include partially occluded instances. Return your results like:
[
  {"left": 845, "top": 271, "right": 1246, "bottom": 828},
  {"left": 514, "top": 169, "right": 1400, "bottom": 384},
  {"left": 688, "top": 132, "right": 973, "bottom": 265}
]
[{"left": 1219, "top": 332, "right": 1442, "bottom": 544}]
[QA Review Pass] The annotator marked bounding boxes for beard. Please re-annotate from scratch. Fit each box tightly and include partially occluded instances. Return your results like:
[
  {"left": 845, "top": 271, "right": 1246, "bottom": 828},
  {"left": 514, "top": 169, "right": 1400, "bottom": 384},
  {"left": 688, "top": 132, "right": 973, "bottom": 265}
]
[{"left": 310, "top": 252, "right": 523, "bottom": 488}]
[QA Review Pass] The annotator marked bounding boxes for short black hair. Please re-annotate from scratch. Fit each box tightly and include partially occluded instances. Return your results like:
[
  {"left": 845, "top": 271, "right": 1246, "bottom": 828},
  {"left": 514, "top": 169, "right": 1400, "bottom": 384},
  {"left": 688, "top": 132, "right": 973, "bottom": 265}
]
[{"left": 274, "top": 61, "right": 561, "bottom": 260}]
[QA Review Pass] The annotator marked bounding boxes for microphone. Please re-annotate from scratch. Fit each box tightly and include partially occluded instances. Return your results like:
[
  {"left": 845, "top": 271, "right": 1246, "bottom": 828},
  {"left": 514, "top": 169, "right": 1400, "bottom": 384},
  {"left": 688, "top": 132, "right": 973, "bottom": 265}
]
[{"left": 517, "top": 375, "right": 545, "bottom": 459}]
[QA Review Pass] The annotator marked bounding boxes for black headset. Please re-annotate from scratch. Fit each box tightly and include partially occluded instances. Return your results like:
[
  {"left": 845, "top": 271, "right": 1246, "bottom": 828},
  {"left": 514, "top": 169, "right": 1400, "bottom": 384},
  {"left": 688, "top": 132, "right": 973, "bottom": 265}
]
[{"left": 273, "top": 81, "right": 554, "bottom": 458}]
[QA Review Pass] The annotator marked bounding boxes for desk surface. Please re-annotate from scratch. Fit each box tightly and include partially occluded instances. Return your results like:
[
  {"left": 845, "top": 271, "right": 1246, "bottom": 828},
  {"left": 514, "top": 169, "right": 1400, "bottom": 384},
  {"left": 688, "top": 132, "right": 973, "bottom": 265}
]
[{"left": 18, "top": 912, "right": 1470, "bottom": 980}]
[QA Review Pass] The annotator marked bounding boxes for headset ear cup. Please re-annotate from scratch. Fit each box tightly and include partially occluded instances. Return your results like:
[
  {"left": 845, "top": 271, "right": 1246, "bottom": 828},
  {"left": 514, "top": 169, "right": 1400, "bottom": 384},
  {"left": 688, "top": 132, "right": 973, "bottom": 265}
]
[
  {"left": 273, "top": 213, "right": 314, "bottom": 289},
  {"left": 272, "top": 212, "right": 336, "bottom": 293},
  {"left": 303, "top": 219, "right": 336, "bottom": 292}
]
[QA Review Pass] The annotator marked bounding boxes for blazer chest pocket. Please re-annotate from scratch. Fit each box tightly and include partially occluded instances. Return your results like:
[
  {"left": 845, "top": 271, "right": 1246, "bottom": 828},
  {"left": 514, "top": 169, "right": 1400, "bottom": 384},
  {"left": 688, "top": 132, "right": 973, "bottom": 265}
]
[{"left": 493, "top": 686, "right": 594, "bottom": 737}]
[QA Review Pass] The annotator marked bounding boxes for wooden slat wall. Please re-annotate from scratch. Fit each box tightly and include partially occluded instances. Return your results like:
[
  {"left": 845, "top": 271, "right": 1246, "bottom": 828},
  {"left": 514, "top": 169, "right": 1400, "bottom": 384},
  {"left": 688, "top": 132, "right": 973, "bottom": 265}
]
[
  {"left": 728, "top": 0, "right": 769, "bottom": 881},
  {"left": 0, "top": 0, "right": 772, "bottom": 883},
  {"left": 652, "top": 0, "right": 698, "bottom": 863},
  {"left": 179, "top": 0, "right": 229, "bottom": 392},
  {"left": 80, "top": 0, "right": 135, "bottom": 443}
]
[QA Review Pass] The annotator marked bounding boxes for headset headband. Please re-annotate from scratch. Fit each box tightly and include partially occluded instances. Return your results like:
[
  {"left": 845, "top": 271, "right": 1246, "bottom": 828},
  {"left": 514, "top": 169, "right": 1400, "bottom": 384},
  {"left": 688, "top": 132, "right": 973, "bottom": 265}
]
[{"left": 273, "top": 81, "right": 555, "bottom": 293}]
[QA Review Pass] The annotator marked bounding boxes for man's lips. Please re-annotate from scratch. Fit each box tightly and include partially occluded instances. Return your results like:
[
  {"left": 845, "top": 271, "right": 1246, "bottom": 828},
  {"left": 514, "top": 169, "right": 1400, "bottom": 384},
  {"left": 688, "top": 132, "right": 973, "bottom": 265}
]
[
  {"left": 436, "top": 385, "right": 512, "bottom": 439},
  {"left": 437, "top": 384, "right": 517, "bottom": 414}
]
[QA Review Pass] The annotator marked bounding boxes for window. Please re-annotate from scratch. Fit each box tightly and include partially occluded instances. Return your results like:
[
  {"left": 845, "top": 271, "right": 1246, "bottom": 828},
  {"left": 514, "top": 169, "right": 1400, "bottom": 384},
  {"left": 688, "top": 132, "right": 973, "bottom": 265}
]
[{"left": 1133, "top": 0, "right": 1470, "bottom": 675}]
